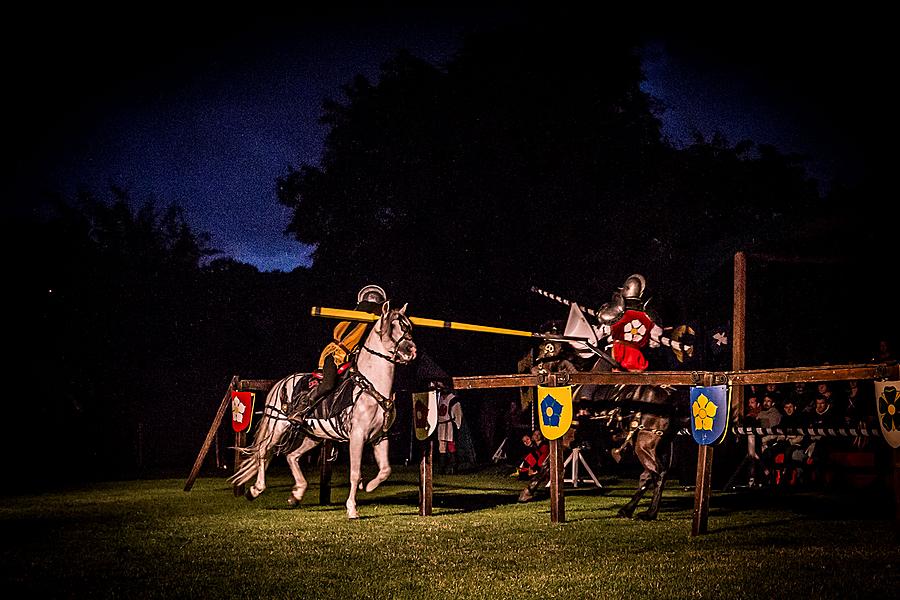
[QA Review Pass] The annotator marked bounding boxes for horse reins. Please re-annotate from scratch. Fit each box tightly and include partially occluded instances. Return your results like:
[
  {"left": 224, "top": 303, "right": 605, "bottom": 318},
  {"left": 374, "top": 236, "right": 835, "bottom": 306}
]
[
  {"left": 361, "top": 312, "right": 414, "bottom": 365},
  {"left": 354, "top": 311, "right": 414, "bottom": 431}
]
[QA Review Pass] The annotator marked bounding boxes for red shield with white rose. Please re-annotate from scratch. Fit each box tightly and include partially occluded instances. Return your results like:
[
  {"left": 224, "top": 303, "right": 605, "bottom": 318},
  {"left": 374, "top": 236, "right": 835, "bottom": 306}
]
[
  {"left": 231, "top": 391, "right": 255, "bottom": 432},
  {"left": 413, "top": 391, "right": 438, "bottom": 440},
  {"left": 609, "top": 310, "right": 655, "bottom": 349}
]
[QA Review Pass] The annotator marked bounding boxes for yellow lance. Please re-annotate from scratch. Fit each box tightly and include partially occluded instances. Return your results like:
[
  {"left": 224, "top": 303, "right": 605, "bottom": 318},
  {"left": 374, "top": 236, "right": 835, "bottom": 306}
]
[{"left": 310, "top": 306, "right": 611, "bottom": 349}]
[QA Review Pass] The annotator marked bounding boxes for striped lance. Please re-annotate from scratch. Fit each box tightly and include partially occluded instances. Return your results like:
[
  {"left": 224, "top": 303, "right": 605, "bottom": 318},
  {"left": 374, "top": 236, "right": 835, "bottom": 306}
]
[{"left": 529, "top": 286, "right": 693, "bottom": 356}]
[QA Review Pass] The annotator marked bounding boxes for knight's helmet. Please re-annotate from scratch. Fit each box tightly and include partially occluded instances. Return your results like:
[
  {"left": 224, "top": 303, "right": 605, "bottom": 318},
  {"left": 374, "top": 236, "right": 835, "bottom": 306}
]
[
  {"left": 357, "top": 284, "right": 387, "bottom": 305},
  {"left": 620, "top": 274, "right": 646, "bottom": 300}
]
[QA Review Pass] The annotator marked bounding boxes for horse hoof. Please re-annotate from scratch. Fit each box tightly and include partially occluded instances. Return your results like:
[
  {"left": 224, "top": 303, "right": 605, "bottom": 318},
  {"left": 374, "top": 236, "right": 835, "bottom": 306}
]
[
  {"left": 635, "top": 511, "right": 658, "bottom": 521},
  {"left": 518, "top": 490, "right": 534, "bottom": 503},
  {"left": 244, "top": 489, "right": 257, "bottom": 501},
  {"left": 347, "top": 511, "right": 360, "bottom": 520},
  {"left": 617, "top": 508, "right": 634, "bottom": 519},
  {"left": 287, "top": 496, "right": 301, "bottom": 508}
]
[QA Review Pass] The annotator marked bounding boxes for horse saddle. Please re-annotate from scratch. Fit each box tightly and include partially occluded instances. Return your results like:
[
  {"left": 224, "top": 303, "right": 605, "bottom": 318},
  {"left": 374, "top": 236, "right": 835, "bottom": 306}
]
[{"left": 286, "top": 370, "right": 356, "bottom": 422}]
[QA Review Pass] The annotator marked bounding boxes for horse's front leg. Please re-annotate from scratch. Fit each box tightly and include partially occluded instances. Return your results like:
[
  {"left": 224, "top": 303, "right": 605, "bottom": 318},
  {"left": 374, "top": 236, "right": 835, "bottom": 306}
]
[
  {"left": 619, "top": 469, "right": 655, "bottom": 518},
  {"left": 365, "top": 437, "right": 391, "bottom": 493},
  {"left": 637, "top": 438, "right": 672, "bottom": 520},
  {"left": 637, "top": 469, "right": 667, "bottom": 521},
  {"left": 285, "top": 437, "right": 321, "bottom": 507},
  {"left": 618, "top": 431, "right": 660, "bottom": 518},
  {"left": 346, "top": 430, "right": 366, "bottom": 519}
]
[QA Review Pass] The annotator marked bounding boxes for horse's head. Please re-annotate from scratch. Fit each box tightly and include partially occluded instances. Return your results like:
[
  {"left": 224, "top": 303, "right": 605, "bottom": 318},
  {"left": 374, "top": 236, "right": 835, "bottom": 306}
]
[{"left": 371, "top": 302, "right": 417, "bottom": 364}]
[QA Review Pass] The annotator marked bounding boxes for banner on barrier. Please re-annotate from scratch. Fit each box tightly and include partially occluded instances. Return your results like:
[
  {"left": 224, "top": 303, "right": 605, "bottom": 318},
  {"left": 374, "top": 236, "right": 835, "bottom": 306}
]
[
  {"left": 413, "top": 390, "right": 439, "bottom": 441},
  {"left": 690, "top": 385, "right": 730, "bottom": 445},
  {"left": 537, "top": 385, "right": 573, "bottom": 440},
  {"left": 875, "top": 380, "right": 900, "bottom": 448},
  {"left": 231, "top": 391, "right": 255, "bottom": 432}
]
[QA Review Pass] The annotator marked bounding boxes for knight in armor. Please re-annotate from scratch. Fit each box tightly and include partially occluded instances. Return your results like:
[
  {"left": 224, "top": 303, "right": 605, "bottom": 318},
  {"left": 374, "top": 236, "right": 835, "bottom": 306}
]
[
  {"left": 303, "top": 284, "right": 388, "bottom": 407},
  {"left": 594, "top": 274, "right": 666, "bottom": 462}
]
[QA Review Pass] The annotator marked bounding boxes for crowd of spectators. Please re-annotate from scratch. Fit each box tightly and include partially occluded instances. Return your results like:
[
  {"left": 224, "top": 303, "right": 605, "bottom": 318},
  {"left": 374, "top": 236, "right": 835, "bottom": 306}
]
[{"left": 735, "top": 339, "right": 896, "bottom": 488}]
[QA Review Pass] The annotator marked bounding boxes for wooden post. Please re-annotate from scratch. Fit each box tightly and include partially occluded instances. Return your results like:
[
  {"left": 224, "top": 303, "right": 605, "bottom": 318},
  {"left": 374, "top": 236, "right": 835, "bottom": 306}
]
[
  {"left": 691, "top": 371, "right": 718, "bottom": 536},
  {"left": 549, "top": 437, "right": 565, "bottom": 523},
  {"left": 232, "top": 430, "right": 246, "bottom": 497},
  {"left": 692, "top": 444, "right": 714, "bottom": 536},
  {"left": 419, "top": 439, "right": 433, "bottom": 516},
  {"left": 184, "top": 375, "right": 239, "bottom": 491},
  {"left": 733, "top": 251, "right": 746, "bottom": 421}
]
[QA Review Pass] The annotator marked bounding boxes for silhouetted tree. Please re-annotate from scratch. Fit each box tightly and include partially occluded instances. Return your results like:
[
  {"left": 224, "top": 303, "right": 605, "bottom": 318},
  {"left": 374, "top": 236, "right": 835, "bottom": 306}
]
[{"left": 277, "top": 20, "right": 825, "bottom": 377}]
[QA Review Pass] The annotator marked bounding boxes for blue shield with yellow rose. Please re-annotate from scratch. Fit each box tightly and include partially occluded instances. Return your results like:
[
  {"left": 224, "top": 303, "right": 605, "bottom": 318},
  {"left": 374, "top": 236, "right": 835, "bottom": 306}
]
[
  {"left": 875, "top": 380, "right": 900, "bottom": 449},
  {"left": 537, "top": 385, "right": 573, "bottom": 440},
  {"left": 690, "top": 385, "right": 730, "bottom": 445}
]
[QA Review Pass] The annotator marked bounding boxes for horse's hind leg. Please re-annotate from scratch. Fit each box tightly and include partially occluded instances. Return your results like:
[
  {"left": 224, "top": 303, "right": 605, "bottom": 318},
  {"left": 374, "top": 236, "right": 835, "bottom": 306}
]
[
  {"left": 364, "top": 438, "right": 391, "bottom": 493},
  {"left": 246, "top": 453, "right": 269, "bottom": 500},
  {"left": 285, "top": 437, "right": 321, "bottom": 508}
]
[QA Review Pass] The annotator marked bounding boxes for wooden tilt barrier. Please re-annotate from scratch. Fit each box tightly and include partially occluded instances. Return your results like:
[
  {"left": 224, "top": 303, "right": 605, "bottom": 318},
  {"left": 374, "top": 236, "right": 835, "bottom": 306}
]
[{"left": 185, "top": 361, "right": 898, "bottom": 534}]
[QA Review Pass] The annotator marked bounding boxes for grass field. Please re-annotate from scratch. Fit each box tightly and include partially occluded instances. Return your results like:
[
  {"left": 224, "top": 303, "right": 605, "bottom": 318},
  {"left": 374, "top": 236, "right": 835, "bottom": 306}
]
[{"left": 1, "top": 464, "right": 897, "bottom": 599}]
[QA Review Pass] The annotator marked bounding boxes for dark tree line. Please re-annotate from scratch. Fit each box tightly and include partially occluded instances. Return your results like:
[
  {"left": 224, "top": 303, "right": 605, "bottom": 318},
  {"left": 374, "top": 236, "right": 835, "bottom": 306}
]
[{"left": 10, "top": 19, "right": 891, "bottom": 483}]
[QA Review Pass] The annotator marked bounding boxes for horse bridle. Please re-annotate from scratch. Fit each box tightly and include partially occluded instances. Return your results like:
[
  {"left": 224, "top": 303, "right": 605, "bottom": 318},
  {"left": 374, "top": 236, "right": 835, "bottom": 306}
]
[{"left": 361, "top": 311, "right": 415, "bottom": 365}]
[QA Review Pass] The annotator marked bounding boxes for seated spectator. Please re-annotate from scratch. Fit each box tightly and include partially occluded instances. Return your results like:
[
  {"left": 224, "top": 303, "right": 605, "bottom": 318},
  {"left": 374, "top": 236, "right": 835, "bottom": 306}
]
[
  {"left": 806, "top": 394, "right": 841, "bottom": 483},
  {"left": 745, "top": 395, "right": 762, "bottom": 424},
  {"left": 516, "top": 429, "right": 549, "bottom": 479},
  {"left": 764, "top": 383, "right": 784, "bottom": 407},
  {"left": 844, "top": 379, "right": 873, "bottom": 425},
  {"left": 872, "top": 338, "right": 894, "bottom": 363},
  {"left": 788, "top": 382, "right": 814, "bottom": 414},
  {"left": 813, "top": 382, "right": 844, "bottom": 414},
  {"left": 771, "top": 398, "right": 809, "bottom": 486},
  {"left": 754, "top": 394, "right": 783, "bottom": 485}
]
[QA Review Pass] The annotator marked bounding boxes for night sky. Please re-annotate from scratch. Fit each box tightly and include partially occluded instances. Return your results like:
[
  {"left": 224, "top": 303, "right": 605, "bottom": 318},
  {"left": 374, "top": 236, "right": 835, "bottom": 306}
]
[{"left": 8, "top": 8, "right": 890, "bottom": 272}]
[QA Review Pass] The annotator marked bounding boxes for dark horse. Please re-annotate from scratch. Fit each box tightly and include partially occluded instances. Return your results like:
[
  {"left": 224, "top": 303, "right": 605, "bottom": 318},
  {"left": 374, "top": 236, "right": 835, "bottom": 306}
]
[{"left": 517, "top": 336, "right": 677, "bottom": 520}]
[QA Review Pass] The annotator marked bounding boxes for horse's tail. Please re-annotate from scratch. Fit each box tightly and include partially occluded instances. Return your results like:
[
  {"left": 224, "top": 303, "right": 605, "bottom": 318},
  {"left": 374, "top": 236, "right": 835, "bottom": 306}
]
[
  {"left": 226, "top": 374, "right": 302, "bottom": 486},
  {"left": 228, "top": 450, "right": 261, "bottom": 486}
]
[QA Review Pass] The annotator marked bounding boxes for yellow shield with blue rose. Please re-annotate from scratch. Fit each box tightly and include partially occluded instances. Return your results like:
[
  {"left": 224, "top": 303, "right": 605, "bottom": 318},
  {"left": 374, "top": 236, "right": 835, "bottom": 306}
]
[
  {"left": 537, "top": 385, "right": 573, "bottom": 440},
  {"left": 690, "top": 385, "right": 730, "bottom": 445},
  {"left": 875, "top": 380, "right": 900, "bottom": 449}
]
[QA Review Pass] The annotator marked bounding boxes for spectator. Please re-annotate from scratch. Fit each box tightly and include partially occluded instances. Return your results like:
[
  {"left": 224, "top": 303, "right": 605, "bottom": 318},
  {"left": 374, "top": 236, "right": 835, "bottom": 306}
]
[
  {"left": 844, "top": 380, "right": 872, "bottom": 425},
  {"left": 763, "top": 383, "right": 784, "bottom": 407},
  {"left": 807, "top": 394, "right": 841, "bottom": 483},
  {"left": 753, "top": 394, "right": 783, "bottom": 485},
  {"left": 810, "top": 382, "right": 842, "bottom": 415},
  {"left": 515, "top": 429, "right": 549, "bottom": 479},
  {"left": 745, "top": 395, "right": 762, "bottom": 424},
  {"left": 437, "top": 391, "right": 463, "bottom": 473},
  {"left": 774, "top": 399, "right": 809, "bottom": 486},
  {"left": 872, "top": 339, "right": 894, "bottom": 363},
  {"left": 788, "top": 382, "right": 814, "bottom": 414}
]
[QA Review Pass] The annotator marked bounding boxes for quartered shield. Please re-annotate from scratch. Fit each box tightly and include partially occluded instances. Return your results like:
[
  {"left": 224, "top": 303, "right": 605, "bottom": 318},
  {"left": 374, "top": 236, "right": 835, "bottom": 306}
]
[
  {"left": 690, "top": 385, "right": 730, "bottom": 445},
  {"left": 231, "top": 391, "right": 255, "bottom": 432},
  {"left": 875, "top": 380, "right": 900, "bottom": 448},
  {"left": 563, "top": 302, "right": 603, "bottom": 358},
  {"left": 537, "top": 385, "right": 573, "bottom": 440},
  {"left": 413, "top": 390, "right": 438, "bottom": 440}
]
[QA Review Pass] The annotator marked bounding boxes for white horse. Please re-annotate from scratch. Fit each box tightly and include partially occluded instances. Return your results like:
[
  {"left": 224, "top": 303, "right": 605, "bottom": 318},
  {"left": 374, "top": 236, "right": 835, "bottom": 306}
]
[{"left": 229, "top": 303, "right": 416, "bottom": 519}]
